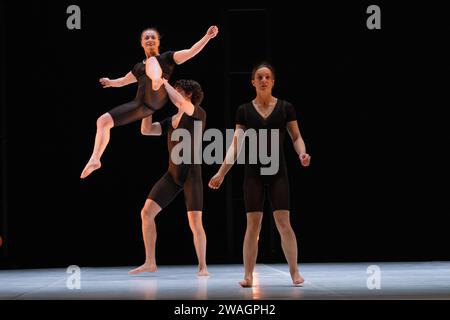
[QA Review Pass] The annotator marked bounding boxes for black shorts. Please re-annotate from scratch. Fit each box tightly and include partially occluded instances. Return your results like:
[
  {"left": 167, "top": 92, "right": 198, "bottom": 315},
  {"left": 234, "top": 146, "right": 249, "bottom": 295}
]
[
  {"left": 148, "top": 170, "right": 203, "bottom": 212},
  {"left": 108, "top": 100, "right": 154, "bottom": 127},
  {"left": 243, "top": 173, "right": 290, "bottom": 212}
]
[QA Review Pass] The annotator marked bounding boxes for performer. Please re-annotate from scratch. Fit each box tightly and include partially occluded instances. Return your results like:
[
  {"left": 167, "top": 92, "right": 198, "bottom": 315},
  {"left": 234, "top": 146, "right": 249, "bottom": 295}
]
[
  {"left": 129, "top": 79, "right": 208, "bottom": 276},
  {"left": 80, "top": 26, "right": 218, "bottom": 179},
  {"left": 209, "top": 63, "right": 311, "bottom": 287}
]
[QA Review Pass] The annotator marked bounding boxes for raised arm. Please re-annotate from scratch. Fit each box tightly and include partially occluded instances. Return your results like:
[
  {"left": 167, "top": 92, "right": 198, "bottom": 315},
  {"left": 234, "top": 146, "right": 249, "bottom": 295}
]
[
  {"left": 141, "top": 115, "right": 162, "bottom": 136},
  {"left": 99, "top": 71, "right": 137, "bottom": 88},
  {"left": 161, "top": 78, "right": 195, "bottom": 115},
  {"left": 208, "top": 124, "right": 246, "bottom": 189},
  {"left": 286, "top": 121, "right": 311, "bottom": 167},
  {"left": 173, "top": 25, "right": 219, "bottom": 65}
]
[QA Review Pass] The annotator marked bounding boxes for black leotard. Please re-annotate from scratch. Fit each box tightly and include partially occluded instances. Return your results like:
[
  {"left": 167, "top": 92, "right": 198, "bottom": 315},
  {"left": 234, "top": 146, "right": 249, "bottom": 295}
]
[
  {"left": 235, "top": 99, "right": 297, "bottom": 212},
  {"left": 108, "top": 51, "right": 176, "bottom": 126},
  {"left": 148, "top": 106, "right": 206, "bottom": 211}
]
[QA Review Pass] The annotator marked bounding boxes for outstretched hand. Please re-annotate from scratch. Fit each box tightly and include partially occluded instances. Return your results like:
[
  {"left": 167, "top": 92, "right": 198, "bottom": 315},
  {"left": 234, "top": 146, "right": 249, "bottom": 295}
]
[
  {"left": 299, "top": 153, "right": 311, "bottom": 167},
  {"left": 99, "top": 77, "right": 112, "bottom": 88},
  {"left": 206, "top": 25, "right": 219, "bottom": 39},
  {"left": 208, "top": 172, "right": 224, "bottom": 189}
]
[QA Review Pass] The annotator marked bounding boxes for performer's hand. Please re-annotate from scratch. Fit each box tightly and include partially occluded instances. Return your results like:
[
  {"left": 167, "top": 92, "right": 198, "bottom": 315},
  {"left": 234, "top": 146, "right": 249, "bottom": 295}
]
[
  {"left": 299, "top": 153, "right": 311, "bottom": 167},
  {"left": 208, "top": 172, "right": 224, "bottom": 189},
  {"left": 99, "top": 77, "right": 112, "bottom": 88},
  {"left": 206, "top": 25, "right": 219, "bottom": 39}
]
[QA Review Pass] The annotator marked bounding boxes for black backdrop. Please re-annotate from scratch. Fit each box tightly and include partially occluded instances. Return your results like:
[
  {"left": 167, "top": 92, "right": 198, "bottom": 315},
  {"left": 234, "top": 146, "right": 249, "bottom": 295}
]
[{"left": 1, "top": 1, "right": 449, "bottom": 269}]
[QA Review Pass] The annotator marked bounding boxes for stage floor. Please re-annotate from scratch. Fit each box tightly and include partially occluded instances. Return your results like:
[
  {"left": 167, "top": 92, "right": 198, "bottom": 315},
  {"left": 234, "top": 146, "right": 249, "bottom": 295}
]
[{"left": 1, "top": 262, "right": 449, "bottom": 299}]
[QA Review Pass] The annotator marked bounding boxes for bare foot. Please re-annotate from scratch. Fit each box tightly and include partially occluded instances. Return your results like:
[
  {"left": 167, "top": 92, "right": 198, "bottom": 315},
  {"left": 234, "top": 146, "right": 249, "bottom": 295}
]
[
  {"left": 197, "top": 267, "right": 210, "bottom": 277},
  {"left": 128, "top": 263, "right": 157, "bottom": 275},
  {"left": 152, "top": 78, "right": 163, "bottom": 91},
  {"left": 291, "top": 270, "right": 305, "bottom": 285},
  {"left": 239, "top": 277, "right": 253, "bottom": 288},
  {"left": 80, "top": 158, "right": 101, "bottom": 179}
]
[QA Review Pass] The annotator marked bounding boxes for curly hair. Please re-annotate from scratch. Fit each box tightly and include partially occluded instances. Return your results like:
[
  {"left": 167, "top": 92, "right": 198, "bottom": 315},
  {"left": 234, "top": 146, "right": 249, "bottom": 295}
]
[{"left": 174, "top": 79, "right": 204, "bottom": 107}]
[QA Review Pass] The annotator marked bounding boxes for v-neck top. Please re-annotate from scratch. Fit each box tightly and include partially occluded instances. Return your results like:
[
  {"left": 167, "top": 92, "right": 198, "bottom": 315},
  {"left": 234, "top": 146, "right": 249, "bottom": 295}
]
[
  {"left": 235, "top": 99, "right": 297, "bottom": 177},
  {"left": 251, "top": 99, "right": 280, "bottom": 122}
]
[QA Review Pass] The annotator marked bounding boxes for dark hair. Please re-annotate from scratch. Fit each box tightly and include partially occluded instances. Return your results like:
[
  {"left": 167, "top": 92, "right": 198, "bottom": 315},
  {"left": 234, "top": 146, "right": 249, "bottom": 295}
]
[
  {"left": 174, "top": 79, "right": 204, "bottom": 107},
  {"left": 251, "top": 62, "right": 276, "bottom": 80},
  {"left": 140, "top": 27, "right": 161, "bottom": 42}
]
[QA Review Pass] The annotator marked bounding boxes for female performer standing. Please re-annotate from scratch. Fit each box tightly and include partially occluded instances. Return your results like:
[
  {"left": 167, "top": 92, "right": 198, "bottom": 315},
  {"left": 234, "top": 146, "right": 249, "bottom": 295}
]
[{"left": 209, "top": 63, "right": 311, "bottom": 287}]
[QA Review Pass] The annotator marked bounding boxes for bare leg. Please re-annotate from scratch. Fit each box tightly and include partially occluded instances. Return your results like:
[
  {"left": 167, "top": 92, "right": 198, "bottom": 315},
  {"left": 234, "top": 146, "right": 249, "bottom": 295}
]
[
  {"left": 273, "top": 210, "right": 304, "bottom": 285},
  {"left": 129, "top": 199, "right": 162, "bottom": 275},
  {"left": 239, "top": 212, "right": 263, "bottom": 287},
  {"left": 145, "top": 56, "right": 163, "bottom": 91},
  {"left": 80, "top": 113, "right": 114, "bottom": 179},
  {"left": 187, "top": 211, "right": 209, "bottom": 276}
]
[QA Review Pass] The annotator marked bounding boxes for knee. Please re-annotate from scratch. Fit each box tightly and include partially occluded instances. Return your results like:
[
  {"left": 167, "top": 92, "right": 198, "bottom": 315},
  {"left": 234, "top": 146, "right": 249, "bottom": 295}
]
[
  {"left": 246, "top": 220, "right": 262, "bottom": 234},
  {"left": 141, "top": 207, "right": 157, "bottom": 221},
  {"left": 188, "top": 215, "right": 205, "bottom": 234},
  {"left": 275, "top": 220, "right": 292, "bottom": 234},
  {"left": 191, "top": 224, "right": 205, "bottom": 237},
  {"left": 96, "top": 113, "right": 113, "bottom": 129}
]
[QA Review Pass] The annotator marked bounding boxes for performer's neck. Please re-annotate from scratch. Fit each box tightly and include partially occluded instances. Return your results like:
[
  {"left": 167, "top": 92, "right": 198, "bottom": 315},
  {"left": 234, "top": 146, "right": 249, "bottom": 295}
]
[{"left": 254, "top": 93, "right": 275, "bottom": 106}]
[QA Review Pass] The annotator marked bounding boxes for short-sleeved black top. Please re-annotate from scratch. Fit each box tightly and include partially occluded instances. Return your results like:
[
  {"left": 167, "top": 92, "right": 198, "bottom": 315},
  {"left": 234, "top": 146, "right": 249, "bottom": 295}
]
[{"left": 235, "top": 99, "right": 297, "bottom": 177}]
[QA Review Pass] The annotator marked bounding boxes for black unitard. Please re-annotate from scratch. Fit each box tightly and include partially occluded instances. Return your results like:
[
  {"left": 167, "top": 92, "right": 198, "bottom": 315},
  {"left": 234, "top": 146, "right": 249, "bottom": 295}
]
[
  {"left": 148, "top": 106, "right": 206, "bottom": 211},
  {"left": 235, "top": 99, "right": 297, "bottom": 212},
  {"left": 108, "top": 51, "right": 176, "bottom": 126}
]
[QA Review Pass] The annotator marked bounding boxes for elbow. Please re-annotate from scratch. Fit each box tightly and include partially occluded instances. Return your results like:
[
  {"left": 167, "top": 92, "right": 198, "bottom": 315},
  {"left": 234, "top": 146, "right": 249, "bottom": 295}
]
[
  {"left": 293, "top": 136, "right": 303, "bottom": 144},
  {"left": 186, "top": 48, "right": 195, "bottom": 57},
  {"left": 180, "top": 102, "right": 194, "bottom": 115},
  {"left": 141, "top": 127, "right": 150, "bottom": 135},
  {"left": 174, "top": 101, "right": 185, "bottom": 111}
]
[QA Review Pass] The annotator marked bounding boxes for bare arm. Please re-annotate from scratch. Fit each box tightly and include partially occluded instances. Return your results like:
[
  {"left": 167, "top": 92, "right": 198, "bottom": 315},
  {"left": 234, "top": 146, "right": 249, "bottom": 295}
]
[
  {"left": 141, "top": 115, "right": 162, "bottom": 136},
  {"left": 162, "top": 78, "right": 195, "bottom": 115},
  {"left": 209, "top": 124, "right": 245, "bottom": 189},
  {"left": 286, "top": 120, "right": 311, "bottom": 167},
  {"left": 173, "top": 25, "right": 219, "bottom": 65},
  {"left": 99, "top": 71, "right": 137, "bottom": 88}
]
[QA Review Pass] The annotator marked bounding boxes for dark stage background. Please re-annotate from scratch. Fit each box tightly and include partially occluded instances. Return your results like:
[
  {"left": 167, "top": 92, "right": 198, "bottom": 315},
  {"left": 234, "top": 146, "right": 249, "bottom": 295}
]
[{"left": 1, "top": 2, "right": 449, "bottom": 269}]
